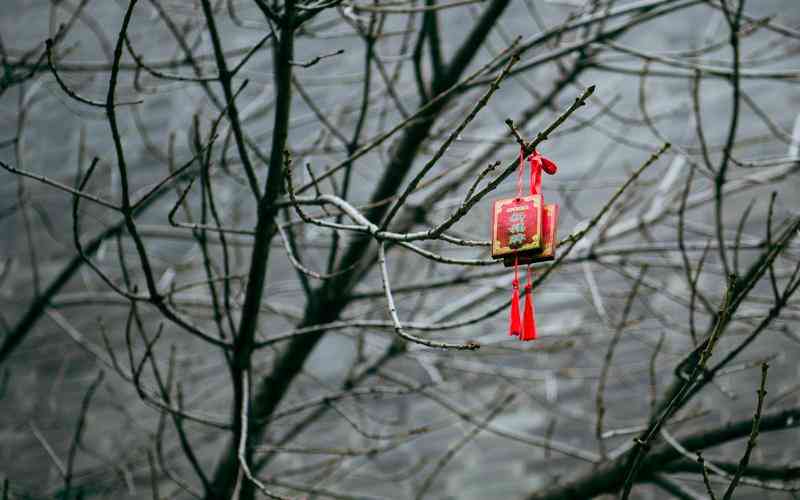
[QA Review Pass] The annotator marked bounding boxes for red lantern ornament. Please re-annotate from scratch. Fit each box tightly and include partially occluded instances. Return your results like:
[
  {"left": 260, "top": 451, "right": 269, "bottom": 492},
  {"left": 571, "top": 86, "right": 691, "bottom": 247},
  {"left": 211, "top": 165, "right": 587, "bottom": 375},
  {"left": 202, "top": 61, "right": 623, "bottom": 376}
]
[{"left": 490, "top": 147, "right": 560, "bottom": 342}]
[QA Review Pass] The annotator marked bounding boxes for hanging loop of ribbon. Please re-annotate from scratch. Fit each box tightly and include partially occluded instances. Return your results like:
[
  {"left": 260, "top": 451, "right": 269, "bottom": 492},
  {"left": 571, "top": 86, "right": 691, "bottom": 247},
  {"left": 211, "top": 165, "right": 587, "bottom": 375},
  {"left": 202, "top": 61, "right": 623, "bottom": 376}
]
[{"left": 517, "top": 146, "right": 558, "bottom": 198}]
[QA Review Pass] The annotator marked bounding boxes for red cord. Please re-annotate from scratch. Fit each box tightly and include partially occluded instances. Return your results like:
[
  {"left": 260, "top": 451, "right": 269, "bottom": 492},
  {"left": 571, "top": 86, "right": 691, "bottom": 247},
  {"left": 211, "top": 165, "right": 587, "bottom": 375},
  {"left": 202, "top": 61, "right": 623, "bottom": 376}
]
[{"left": 516, "top": 149, "right": 525, "bottom": 199}]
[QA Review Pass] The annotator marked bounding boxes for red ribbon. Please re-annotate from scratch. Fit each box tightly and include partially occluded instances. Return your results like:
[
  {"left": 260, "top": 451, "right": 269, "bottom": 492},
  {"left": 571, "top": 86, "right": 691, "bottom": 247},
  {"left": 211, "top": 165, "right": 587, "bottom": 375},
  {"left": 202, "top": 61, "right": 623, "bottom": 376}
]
[{"left": 517, "top": 147, "right": 558, "bottom": 198}]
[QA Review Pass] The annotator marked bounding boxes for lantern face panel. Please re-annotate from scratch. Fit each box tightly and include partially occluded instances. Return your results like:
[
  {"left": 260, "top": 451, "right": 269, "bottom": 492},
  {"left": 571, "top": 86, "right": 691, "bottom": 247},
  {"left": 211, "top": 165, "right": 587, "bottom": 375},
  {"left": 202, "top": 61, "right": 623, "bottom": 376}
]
[
  {"left": 491, "top": 195, "right": 543, "bottom": 259},
  {"left": 503, "top": 203, "right": 559, "bottom": 266}
]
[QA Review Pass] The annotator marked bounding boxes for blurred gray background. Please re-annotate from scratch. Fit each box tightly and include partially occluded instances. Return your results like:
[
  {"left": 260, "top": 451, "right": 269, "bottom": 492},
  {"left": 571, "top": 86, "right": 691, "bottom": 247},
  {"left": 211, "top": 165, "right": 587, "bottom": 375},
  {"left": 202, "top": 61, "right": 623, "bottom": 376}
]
[{"left": 1, "top": 1, "right": 800, "bottom": 499}]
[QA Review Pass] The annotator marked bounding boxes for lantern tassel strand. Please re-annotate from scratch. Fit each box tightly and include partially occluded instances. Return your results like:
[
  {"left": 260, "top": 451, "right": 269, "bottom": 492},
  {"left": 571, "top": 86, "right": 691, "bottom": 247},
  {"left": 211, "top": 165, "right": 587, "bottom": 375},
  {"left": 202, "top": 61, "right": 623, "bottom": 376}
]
[
  {"left": 509, "top": 256, "right": 522, "bottom": 336},
  {"left": 521, "top": 267, "right": 537, "bottom": 341},
  {"left": 509, "top": 278, "right": 522, "bottom": 336}
]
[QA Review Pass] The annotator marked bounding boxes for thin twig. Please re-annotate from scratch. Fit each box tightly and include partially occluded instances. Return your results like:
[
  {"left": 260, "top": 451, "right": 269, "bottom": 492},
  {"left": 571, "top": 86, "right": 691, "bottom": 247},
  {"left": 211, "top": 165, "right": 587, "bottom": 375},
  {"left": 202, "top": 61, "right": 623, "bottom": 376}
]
[
  {"left": 378, "top": 242, "right": 480, "bottom": 350},
  {"left": 721, "top": 362, "right": 770, "bottom": 500}
]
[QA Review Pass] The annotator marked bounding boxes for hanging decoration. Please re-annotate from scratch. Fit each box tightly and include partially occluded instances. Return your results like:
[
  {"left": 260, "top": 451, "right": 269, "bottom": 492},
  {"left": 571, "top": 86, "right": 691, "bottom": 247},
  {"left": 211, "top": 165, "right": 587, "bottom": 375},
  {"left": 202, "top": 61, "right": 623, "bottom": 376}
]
[{"left": 490, "top": 147, "right": 560, "bottom": 341}]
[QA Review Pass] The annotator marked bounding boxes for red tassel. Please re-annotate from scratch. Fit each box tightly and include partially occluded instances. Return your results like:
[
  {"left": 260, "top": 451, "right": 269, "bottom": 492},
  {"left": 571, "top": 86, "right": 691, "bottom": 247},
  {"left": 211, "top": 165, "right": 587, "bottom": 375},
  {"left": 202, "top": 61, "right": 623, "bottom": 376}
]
[
  {"left": 509, "top": 278, "right": 522, "bottom": 337},
  {"left": 521, "top": 269, "right": 537, "bottom": 341}
]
